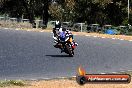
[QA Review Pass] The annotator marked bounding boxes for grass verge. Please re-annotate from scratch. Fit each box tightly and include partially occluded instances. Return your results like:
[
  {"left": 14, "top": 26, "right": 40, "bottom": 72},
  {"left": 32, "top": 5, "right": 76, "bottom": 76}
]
[{"left": 0, "top": 80, "right": 26, "bottom": 87}]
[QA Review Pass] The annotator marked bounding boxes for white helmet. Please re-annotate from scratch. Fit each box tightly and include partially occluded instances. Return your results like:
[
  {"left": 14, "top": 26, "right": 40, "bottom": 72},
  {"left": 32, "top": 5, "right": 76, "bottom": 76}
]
[{"left": 55, "top": 20, "right": 60, "bottom": 25}]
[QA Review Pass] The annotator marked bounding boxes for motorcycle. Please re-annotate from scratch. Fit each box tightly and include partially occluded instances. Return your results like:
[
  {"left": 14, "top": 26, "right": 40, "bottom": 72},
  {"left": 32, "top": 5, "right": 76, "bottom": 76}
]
[{"left": 55, "top": 31, "right": 76, "bottom": 57}]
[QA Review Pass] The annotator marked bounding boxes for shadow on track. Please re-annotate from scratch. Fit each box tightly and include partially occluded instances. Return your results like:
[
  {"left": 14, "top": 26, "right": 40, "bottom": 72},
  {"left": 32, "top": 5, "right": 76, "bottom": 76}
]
[{"left": 45, "top": 55, "right": 71, "bottom": 57}]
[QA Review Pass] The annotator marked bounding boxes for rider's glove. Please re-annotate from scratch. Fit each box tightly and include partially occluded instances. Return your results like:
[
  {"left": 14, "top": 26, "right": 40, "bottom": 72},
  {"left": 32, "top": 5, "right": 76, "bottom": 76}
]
[{"left": 75, "top": 43, "right": 78, "bottom": 46}]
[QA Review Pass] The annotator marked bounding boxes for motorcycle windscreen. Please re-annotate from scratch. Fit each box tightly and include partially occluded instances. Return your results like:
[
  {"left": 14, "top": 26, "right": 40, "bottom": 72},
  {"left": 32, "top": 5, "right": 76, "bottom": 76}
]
[{"left": 59, "top": 32, "right": 66, "bottom": 41}]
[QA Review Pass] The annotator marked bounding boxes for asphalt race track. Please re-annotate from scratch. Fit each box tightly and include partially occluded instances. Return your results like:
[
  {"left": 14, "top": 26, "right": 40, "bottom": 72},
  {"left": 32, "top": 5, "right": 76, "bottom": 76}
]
[{"left": 0, "top": 28, "right": 132, "bottom": 80}]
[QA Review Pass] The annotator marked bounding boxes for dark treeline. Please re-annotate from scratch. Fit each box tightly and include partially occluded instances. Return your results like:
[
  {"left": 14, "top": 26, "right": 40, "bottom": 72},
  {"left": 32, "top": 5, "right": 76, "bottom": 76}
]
[{"left": 0, "top": 0, "right": 132, "bottom": 28}]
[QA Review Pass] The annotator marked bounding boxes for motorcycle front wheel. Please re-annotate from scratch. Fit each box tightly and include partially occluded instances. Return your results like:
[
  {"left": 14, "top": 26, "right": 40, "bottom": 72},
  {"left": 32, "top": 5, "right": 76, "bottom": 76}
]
[{"left": 65, "top": 44, "right": 74, "bottom": 57}]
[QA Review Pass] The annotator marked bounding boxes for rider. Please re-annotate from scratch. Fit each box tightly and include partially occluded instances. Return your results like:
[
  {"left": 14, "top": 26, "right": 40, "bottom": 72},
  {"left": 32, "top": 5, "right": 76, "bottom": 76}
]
[
  {"left": 53, "top": 21, "right": 78, "bottom": 52},
  {"left": 52, "top": 20, "right": 62, "bottom": 47},
  {"left": 53, "top": 20, "right": 61, "bottom": 40}
]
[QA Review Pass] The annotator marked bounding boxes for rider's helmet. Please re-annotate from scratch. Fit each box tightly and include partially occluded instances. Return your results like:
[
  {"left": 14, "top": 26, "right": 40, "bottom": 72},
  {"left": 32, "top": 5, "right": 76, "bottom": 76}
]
[{"left": 55, "top": 20, "right": 61, "bottom": 29}]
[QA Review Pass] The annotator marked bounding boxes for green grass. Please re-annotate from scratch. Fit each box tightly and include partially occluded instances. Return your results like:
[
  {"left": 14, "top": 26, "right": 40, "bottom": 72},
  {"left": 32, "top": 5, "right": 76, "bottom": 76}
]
[{"left": 0, "top": 80, "right": 26, "bottom": 87}]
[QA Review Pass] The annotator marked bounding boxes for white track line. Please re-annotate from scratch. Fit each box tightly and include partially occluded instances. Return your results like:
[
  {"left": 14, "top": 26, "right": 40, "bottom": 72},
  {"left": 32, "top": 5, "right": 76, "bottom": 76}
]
[
  {"left": 42, "top": 78, "right": 51, "bottom": 80},
  {"left": 4, "top": 28, "right": 8, "bottom": 29},
  {"left": 111, "top": 72, "right": 118, "bottom": 74},
  {"left": 101, "top": 37, "right": 106, "bottom": 38},
  {"left": 120, "top": 39, "right": 124, "bottom": 40},
  {"left": 57, "top": 77, "right": 67, "bottom": 79},
  {"left": 85, "top": 34, "right": 132, "bottom": 43},
  {"left": 112, "top": 38, "right": 116, "bottom": 40},
  {"left": 27, "top": 30, "right": 31, "bottom": 31},
  {"left": 100, "top": 73, "right": 106, "bottom": 74},
  {"left": 40, "top": 31, "right": 44, "bottom": 32},
  {"left": 84, "top": 34, "right": 132, "bottom": 42},
  {"left": 129, "top": 40, "right": 132, "bottom": 42},
  {"left": 15, "top": 29, "right": 19, "bottom": 30},
  {"left": 30, "top": 79, "right": 38, "bottom": 81},
  {"left": 71, "top": 76, "right": 76, "bottom": 77},
  {"left": 85, "top": 35, "right": 90, "bottom": 36},
  {"left": 120, "top": 71, "right": 125, "bottom": 72},
  {"left": 127, "top": 70, "right": 132, "bottom": 71},
  {"left": 93, "top": 36, "right": 98, "bottom": 38}
]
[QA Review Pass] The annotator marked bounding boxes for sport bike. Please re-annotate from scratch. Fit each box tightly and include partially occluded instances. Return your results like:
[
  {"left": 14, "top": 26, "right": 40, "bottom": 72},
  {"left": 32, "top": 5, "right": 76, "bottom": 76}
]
[{"left": 57, "top": 31, "right": 75, "bottom": 57}]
